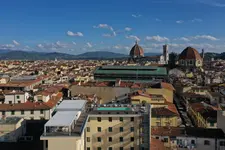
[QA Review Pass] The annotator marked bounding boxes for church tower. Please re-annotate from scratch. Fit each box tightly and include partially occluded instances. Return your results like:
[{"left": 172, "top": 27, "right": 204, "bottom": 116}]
[
  {"left": 201, "top": 49, "right": 205, "bottom": 60},
  {"left": 163, "top": 44, "right": 169, "bottom": 64}
]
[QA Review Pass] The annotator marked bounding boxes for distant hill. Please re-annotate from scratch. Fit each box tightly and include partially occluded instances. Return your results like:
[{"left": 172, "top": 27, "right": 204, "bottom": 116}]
[
  {"left": 0, "top": 49, "right": 11, "bottom": 54},
  {"left": 0, "top": 49, "right": 165, "bottom": 60},
  {"left": 0, "top": 50, "right": 76, "bottom": 60},
  {"left": 0, "top": 50, "right": 128, "bottom": 60},
  {"left": 145, "top": 52, "right": 161, "bottom": 56},
  {"left": 76, "top": 51, "right": 127, "bottom": 59}
]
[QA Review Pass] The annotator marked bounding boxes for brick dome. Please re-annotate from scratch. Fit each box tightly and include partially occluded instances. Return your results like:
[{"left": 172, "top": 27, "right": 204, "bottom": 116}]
[
  {"left": 179, "top": 47, "right": 202, "bottom": 60},
  {"left": 129, "top": 41, "right": 144, "bottom": 58}
]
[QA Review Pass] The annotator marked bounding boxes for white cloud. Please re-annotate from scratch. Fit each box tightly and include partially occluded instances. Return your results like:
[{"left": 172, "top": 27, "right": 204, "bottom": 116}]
[
  {"left": 146, "top": 35, "right": 169, "bottom": 42},
  {"left": 191, "top": 18, "right": 203, "bottom": 22},
  {"left": 126, "top": 35, "right": 140, "bottom": 41},
  {"left": 0, "top": 44, "right": 15, "bottom": 49},
  {"left": 132, "top": 14, "right": 142, "bottom": 18},
  {"left": 87, "top": 42, "right": 92, "bottom": 48},
  {"left": 176, "top": 20, "right": 184, "bottom": 24},
  {"left": 125, "top": 27, "right": 132, "bottom": 31},
  {"left": 12, "top": 40, "right": 20, "bottom": 46},
  {"left": 196, "top": 0, "right": 225, "bottom": 7},
  {"left": 124, "top": 46, "right": 130, "bottom": 50},
  {"left": 37, "top": 44, "right": 44, "bottom": 49},
  {"left": 179, "top": 37, "right": 191, "bottom": 42},
  {"left": 175, "top": 35, "right": 218, "bottom": 42},
  {"left": 94, "top": 24, "right": 116, "bottom": 37},
  {"left": 113, "top": 45, "right": 121, "bottom": 49},
  {"left": 67, "top": 31, "right": 84, "bottom": 37},
  {"left": 37, "top": 41, "right": 68, "bottom": 50},
  {"left": 193, "top": 35, "right": 219, "bottom": 41},
  {"left": 72, "top": 42, "right": 76, "bottom": 45}
]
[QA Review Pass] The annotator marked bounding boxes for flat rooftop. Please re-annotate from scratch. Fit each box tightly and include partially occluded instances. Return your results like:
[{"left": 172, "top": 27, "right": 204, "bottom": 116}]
[
  {"left": 94, "top": 65, "right": 167, "bottom": 76},
  {"left": 89, "top": 104, "right": 150, "bottom": 115},
  {"left": 45, "top": 111, "right": 80, "bottom": 127},
  {"left": 56, "top": 100, "right": 87, "bottom": 111},
  {"left": 0, "top": 117, "right": 22, "bottom": 125}
]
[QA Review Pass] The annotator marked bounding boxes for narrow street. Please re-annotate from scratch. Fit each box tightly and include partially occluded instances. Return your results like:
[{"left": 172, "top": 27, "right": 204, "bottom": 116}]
[{"left": 174, "top": 94, "right": 194, "bottom": 127}]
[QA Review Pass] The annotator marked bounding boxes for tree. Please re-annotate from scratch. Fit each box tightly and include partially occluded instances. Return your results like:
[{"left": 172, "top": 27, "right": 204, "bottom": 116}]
[{"left": 169, "top": 52, "right": 178, "bottom": 69}]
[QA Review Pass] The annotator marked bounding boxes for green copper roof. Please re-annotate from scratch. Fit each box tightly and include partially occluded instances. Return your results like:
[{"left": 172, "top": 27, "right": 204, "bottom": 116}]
[
  {"left": 97, "top": 107, "right": 131, "bottom": 111},
  {"left": 94, "top": 66, "right": 167, "bottom": 76}
]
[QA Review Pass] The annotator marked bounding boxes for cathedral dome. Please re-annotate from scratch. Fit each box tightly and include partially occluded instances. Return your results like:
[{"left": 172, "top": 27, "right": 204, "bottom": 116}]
[
  {"left": 179, "top": 47, "right": 202, "bottom": 60},
  {"left": 129, "top": 41, "right": 144, "bottom": 58}
]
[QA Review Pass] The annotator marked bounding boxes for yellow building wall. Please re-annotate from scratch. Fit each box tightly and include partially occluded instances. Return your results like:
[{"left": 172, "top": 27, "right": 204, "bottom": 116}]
[
  {"left": 44, "top": 137, "right": 83, "bottom": 150},
  {"left": 151, "top": 117, "right": 178, "bottom": 127},
  {"left": 146, "top": 88, "right": 173, "bottom": 103},
  {"left": 86, "top": 116, "right": 141, "bottom": 150}
]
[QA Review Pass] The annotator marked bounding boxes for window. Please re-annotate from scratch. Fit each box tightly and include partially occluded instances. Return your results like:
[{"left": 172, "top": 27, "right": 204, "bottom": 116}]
[
  {"left": 108, "top": 147, "right": 112, "bottom": 150},
  {"left": 130, "top": 147, "right": 134, "bottom": 150},
  {"left": 191, "top": 140, "right": 195, "bottom": 144},
  {"left": 130, "top": 137, "right": 134, "bottom": 142},
  {"left": 120, "top": 137, "right": 123, "bottom": 142},
  {"left": 97, "top": 127, "right": 101, "bottom": 132},
  {"left": 210, "top": 122, "right": 214, "bottom": 127},
  {"left": 9, "top": 101, "right": 12, "bottom": 104},
  {"left": 97, "top": 117, "right": 101, "bottom": 122},
  {"left": 108, "top": 137, "right": 112, "bottom": 142},
  {"left": 45, "top": 140, "right": 48, "bottom": 148},
  {"left": 109, "top": 117, "right": 112, "bottom": 122},
  {"left": 204, "top": 140, "right": 210, "bottom": 145},
  {"left": 156, "top": 122, "right": 161, "bottom": 126},
  {"left": 164, "top": 138, "right": 168, "bottom": 143},
  {"left": 87, "top": 147, "right": 90, "bottom": 150},
  {"left": 97, "top": 147, "right": 101, "bottom": 150},
  {"left": 97, "top": 137, "right": 101, "bottom": 142},
  {"left": 18, "top": 101, "right": 21, "bottom": 103},
  {"left": 21, "top": 110, "right": 24, "bottom": 115},
  {"left": 40, "top": 110, "right": 44, "bottom": 114},
  {"left": 30, "top": 117, "right": 34, "bottom": 120},
  {"left": 2, "top": 111, "right": 5, "bottom": 115},
  {"left": 156, "top": 137, "right": 159, "bottom": 139},
  {"left": 120, "top": 127, "right": 123, "bottom": 132},
  {"left": 108, "top": 127, "right": 112, "bottom": 132},
  {"left": 131, "top": 117, "right": 134, "bottom": 121},
  {"left": 11, "top": 111, "right": 15, "bottom": 115},
  {"left": 87, "top": 127, "right": 90, "bottom": 132},
  {"left": 130, "top": 127, "right": 134, "bottom": 132},
  {"left": 30, "top": 110, "right": 34, "bottom": 114},
  {"left": 88, "top": 118, "right": 90, "bottom": 122},
  {"left": 87, "top": 137, "right": 90, "bottom": 142},
  {"left": 220, "top": 141, "right": 225, "bottom": 146},
  {"left": 16, "top": 96, "right": 20, "bottom": 99},
  {"left": 120, "top": 147, "right": 123, "bottom": 150},
  {"left": 120, "top": 117, "right": 123, "bottom": 122}
]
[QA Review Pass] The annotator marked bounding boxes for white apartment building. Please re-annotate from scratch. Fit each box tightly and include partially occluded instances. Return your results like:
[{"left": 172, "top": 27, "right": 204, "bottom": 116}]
[{"left": 0, "top": 92, "right": 63, "bottom": 120}]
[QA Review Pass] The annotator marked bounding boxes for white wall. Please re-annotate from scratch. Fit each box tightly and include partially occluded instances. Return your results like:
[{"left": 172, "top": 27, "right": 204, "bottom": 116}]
[
  {"left": 217, "top": 110, "right": 225, "bottom": 133},
  {"left": 4, "top": 93, "right": 29, "bottom": 104},
  {"left": 0, "top": 110, "right": 51, "bottom": 120}
]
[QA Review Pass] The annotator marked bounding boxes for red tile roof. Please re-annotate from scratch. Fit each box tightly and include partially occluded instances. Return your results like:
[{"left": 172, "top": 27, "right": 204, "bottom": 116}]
[{"left": 0, "top": 92, "right": 62, "bottom": 111}]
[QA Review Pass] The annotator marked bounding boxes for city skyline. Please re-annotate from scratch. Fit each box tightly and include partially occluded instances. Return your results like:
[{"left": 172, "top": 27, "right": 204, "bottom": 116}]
[{"left": 0, "top": 0, "right": 225, "bottom": 54}]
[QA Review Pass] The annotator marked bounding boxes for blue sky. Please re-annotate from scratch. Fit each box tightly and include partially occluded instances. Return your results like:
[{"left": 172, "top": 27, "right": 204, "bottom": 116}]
[{"left": 0, "top": 0, "right": 225, "bottom": 54}]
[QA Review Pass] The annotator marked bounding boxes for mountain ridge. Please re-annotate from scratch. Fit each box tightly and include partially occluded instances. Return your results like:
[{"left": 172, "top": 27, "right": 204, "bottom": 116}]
[{"left": 0, "top": 49, "right": 160, "bottom": 60}]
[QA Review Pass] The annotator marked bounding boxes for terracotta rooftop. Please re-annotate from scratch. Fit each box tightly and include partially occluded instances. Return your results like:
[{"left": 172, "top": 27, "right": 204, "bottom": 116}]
[
  {"left": 178, "top": 47, "right": 202, "bottom": 60},
  {"left": 150, "top": 138, "right": 166, "bottom": 150},
  {"left": 0, "top": 92, "right": 62, "bottom": 111},
  {"left": 152, "top": 107, "right": 179, "bottom": 117}
]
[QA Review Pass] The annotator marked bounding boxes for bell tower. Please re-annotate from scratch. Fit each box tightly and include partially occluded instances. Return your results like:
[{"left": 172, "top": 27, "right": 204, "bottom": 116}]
[{"left": 163, "top": 44, "right": 169, "bottom": 64}]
